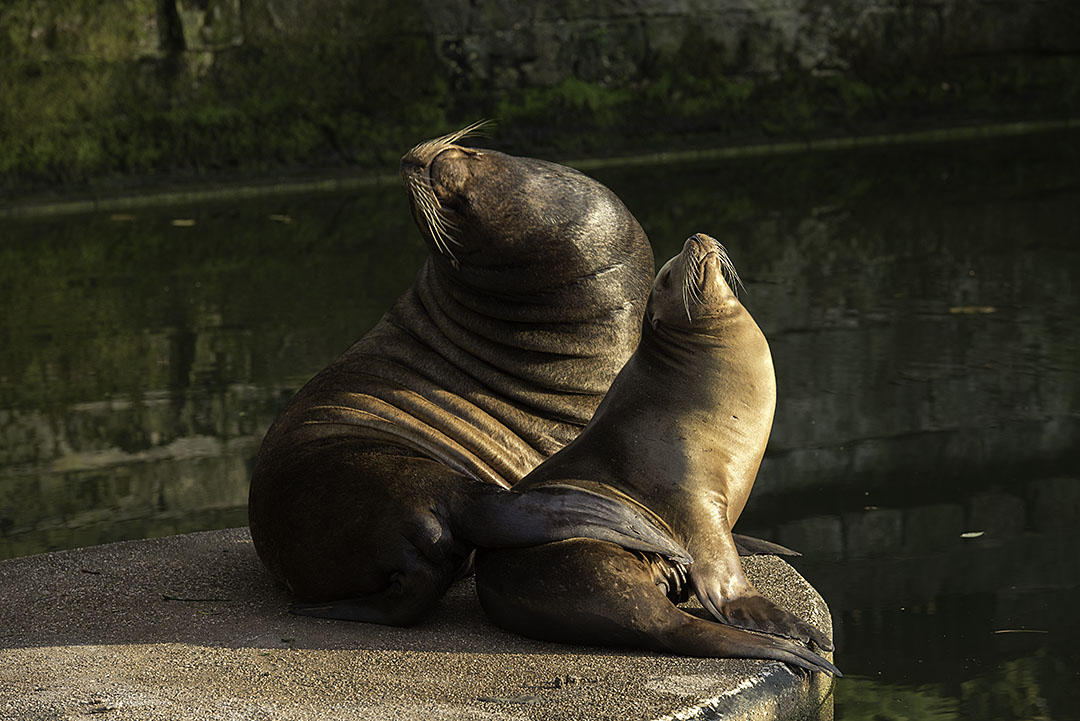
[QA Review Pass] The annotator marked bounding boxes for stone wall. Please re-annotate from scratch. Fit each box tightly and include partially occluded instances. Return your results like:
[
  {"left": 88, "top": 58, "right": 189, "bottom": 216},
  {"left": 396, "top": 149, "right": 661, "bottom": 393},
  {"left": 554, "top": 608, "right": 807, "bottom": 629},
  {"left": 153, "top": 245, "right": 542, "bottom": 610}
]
[
  {"left": 420, "top": 0, "right": 1080, "bottom": 88},
  {"left": 0, "top": 0, "right": 447, "bottom": 191},
  {"left": 2, "top": 0, "right": 1079, "bottom": 192}
]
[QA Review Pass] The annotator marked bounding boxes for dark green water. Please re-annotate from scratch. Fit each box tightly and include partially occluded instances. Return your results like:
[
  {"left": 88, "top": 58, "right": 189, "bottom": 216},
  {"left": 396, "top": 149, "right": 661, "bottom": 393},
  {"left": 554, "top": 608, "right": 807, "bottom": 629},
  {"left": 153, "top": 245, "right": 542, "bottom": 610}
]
[{"left": 2, "top": 131, "right": 1078, "bottom": 719}]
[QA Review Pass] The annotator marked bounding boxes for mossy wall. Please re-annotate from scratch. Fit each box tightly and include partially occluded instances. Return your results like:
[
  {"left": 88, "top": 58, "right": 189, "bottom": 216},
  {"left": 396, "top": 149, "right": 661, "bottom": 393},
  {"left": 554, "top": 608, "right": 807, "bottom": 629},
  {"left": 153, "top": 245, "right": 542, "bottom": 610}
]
[
  {"left": 0, "top": 0, "right": 448, "bottom": 193},
  {"left": 442, "top": 0, "right": 1080, "bottom": 154},
  {"left": 2, "top": 0, "right": 1079, "bottom": 193}
]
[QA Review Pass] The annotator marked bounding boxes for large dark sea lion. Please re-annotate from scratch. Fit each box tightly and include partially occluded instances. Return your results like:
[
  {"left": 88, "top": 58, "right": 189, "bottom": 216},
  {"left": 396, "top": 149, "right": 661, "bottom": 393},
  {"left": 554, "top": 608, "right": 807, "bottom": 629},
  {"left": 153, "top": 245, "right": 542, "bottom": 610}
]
[
  {"left": 247, "top": 125, "right": 687, "bottom": 625},
  {"left": 475, "top": 234, "right": 839, "bottom": 675}
]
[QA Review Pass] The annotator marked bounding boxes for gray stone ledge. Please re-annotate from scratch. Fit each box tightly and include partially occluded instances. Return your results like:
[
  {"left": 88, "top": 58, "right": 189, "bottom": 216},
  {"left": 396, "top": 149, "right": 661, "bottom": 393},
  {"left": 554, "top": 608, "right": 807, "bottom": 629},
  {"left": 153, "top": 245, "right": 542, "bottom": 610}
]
[{"left": 0, "top": 529, "right": 834, "bottom": 720}]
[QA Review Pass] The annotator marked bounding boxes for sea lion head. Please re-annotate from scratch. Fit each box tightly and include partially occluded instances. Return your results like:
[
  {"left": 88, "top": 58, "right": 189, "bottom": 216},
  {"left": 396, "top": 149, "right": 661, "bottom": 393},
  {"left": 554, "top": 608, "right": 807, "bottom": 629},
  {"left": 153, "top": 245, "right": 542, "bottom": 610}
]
[
  {"left": 400, "top": 123, "right": 651, "bottom": 293},
  {"left": 646, "top": 233, "right": 744, "bottom": 331}
]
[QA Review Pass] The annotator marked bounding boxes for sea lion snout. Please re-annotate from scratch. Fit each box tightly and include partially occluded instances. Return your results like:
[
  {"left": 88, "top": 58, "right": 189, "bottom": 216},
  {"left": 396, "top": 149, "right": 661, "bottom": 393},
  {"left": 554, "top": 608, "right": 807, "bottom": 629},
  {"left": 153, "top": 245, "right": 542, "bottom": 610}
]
[
  {"left": 649, "top": 233, "right": 742, "bottom": 325},
  {"left": 684, "top": 232, "right": 715, "bottom": 256},
  {"left": 683, "top": 234, "right": 734, "bottom": 290}
]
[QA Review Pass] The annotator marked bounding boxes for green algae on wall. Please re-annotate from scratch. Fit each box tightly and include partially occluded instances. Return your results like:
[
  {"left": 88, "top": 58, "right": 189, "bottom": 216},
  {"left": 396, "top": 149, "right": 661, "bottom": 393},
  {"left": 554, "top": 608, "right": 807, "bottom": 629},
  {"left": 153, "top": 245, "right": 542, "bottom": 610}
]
[
  {"left": 2, "top": 0, "right": 1079, "bottom": 193},
  {"left": 0, "top": 0, "right": 156, "bottom": 183},
  {"left": 1, "top": 0, "right": 449, "bottom": 192},
  {"left": 481, "top": 24, "right": 1080, "bottom": 156}
]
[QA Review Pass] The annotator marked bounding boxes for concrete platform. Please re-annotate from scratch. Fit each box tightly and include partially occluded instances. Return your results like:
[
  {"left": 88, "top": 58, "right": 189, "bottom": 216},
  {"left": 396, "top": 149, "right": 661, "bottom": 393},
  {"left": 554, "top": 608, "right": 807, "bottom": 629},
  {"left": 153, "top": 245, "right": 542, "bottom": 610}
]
[{"left": 0, "top": 529, "right": 835, "bottom": 720}]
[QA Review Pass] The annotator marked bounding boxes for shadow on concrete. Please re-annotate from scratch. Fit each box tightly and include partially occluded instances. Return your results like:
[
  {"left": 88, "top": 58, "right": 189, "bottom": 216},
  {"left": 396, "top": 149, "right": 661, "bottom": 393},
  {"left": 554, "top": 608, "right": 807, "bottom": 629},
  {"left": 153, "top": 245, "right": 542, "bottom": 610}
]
[{"left": 0, "top": 528, "right": 537, "bottom": 655}]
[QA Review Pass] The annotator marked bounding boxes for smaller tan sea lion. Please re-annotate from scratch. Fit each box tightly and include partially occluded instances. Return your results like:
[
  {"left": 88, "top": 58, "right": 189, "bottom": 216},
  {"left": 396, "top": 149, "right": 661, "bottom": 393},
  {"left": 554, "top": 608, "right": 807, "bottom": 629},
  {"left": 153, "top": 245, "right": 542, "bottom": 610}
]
[{"left": 476, "top": 234, "right": 838, "bottom": 675}]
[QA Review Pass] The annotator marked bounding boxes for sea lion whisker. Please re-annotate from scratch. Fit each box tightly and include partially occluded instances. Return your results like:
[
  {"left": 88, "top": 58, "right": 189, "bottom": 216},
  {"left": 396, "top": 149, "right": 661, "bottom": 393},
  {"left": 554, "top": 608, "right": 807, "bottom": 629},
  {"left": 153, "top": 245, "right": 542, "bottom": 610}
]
[
  {"left": 682, "top": 250, "right": 707, "bottom": 322},
  {"left": 682, "top": 271, "right": 693, "bottom": 323},
  {"left": 429, "top": 205, "right": 462, "bottom": 246},
  {"left": 710, "top": 239, "right": 745, "bottom": 297},
  {"left": 691, "top": 261, "right": 706, "bottom": 305},
  {"left": 407, "top": 119, "right": 493, "bottom": 161},
  {"left": 408, "top": 173, "right": 460, "bottom": 261},
  {"left": 429, "top": 211, "right": 461, "bottom": 258},
  {"left": 442, "top": 118, "right": 493, "bottom": 145}
]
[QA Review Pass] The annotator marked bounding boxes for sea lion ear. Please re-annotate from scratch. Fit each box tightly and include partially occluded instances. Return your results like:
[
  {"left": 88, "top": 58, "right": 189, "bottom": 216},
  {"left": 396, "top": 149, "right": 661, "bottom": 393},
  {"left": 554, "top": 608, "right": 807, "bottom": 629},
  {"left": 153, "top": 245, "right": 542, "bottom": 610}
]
[{"left": 459, "top": 484, "right": 693, "bottom": 565}]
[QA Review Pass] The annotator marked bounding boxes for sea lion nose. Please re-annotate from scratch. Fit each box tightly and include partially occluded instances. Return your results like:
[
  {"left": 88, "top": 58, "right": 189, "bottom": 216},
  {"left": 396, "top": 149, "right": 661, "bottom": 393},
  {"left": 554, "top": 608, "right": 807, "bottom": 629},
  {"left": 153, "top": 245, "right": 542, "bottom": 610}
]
[
  {"left": 684, "top": 233, "right": 709, "bottom": 255},
  {"left": 400, "top": 146, "right": 433, "bottom": 186}
]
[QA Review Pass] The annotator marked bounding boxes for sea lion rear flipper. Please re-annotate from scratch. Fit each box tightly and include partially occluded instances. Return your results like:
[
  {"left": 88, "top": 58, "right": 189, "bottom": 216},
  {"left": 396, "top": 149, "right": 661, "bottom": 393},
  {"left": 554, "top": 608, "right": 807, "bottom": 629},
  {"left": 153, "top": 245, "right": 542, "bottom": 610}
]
[
  {"left": 460, "top": 484, "right": 692, "bottom": 564},
  {"left": 475, "top": 539, "right": 840, "bottom": 676},
  {"left": 292, "top": 587, "right": 430, "bottom": 626},
  {"left": 291, "top": 599, "right": 394, "bottom": 623},
  {"left": 290, "top": 572, "right": 467, "bottom": 625},
  {"left": 732, "top": 533, "right": 800, "bottom": 557}
]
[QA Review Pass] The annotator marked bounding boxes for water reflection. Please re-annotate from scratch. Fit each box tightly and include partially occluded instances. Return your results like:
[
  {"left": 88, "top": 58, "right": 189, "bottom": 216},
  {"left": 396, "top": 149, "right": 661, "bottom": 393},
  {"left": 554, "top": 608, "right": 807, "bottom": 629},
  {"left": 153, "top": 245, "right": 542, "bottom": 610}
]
[
  {"left": 1, "top": 131, "right": 1078, "bottom": 719},
  {"left": 0, "top": 190, "right": 426, "bottom": 557},
  {"left": 835, "top": 649, "right": 1072, "bottom": 720}
]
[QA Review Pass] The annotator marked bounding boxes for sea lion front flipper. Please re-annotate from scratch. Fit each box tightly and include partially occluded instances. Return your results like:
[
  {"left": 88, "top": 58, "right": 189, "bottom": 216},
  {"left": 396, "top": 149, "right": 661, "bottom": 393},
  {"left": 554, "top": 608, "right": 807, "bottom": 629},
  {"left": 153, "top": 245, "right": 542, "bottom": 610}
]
[
  {"left": 732, "top": 533, "right": 800, "bottom": 557},
  {"left": 712, "top": 590, "right": 835, "bottom": 652},
  {"left": 460, "top": 483, "right": 692, "bottom": 564},
  {"left": 690, "top": 556, "right": 835, "bottom": 652},
  {"left": 475, "top": 539, "right": 840, "bottom": 676},
  {"left": 687, "top": 514, "right": 833, "bottom": 651}
]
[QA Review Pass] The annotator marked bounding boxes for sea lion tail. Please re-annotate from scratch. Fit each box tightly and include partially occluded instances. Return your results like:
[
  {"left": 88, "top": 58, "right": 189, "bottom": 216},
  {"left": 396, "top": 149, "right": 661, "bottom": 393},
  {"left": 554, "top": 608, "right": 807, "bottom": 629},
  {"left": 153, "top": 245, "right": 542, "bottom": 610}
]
[{"left": 476, "top": 539, "right": 840, "bottom": 677}]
